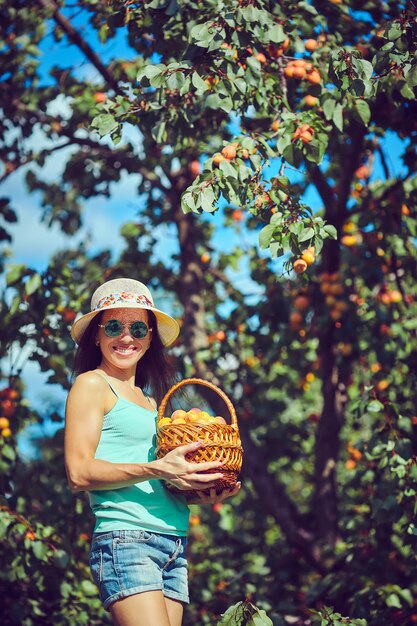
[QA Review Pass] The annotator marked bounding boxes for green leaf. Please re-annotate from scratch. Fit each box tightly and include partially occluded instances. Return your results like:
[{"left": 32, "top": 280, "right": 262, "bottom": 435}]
[
  {"left": 200, "top": 186, "right": 216, "bottom": 212},
  {"left": 6, "top": 263, "right": 27, "bottom": 285},
  {"left": 25, "top": 272, "right": 42, "bottom": 296},
  {"left": 250, "top": 610, "right": 273, "bottom": 626},
  {"left": 400, "top": 83, "right": 415, "bottom": 99},
  {"left": 385, "top": 593, "right": 402, "bottom": 609},
  {"left": 333, "top": 103, "right": 344, "bottom": 132},
  {"left": 192, "top": 71, "right": 209, "bottom": 92},
  {"left": 151, "top": 120, "right": 167, "bottom": 143},
  {"left": 259, "top": 224, "right": 275, "bottom": 249},
  {"left": 217, "top": 602, "right": 244, "bottom": 626},
  {"left": 354, "top": 100, "right": 371, "bottom": 125},
  {"left": 323, "top": 99, "right": 336, "bottom": 121},
  {"left": 206, "top": 93, "right": 222, "bottom": 109},
  {"left": 80, "top": 580, "right": 98, "bottom": 596},
  {"left": 219, "top": 159, "right": 238, "bottom": 179},
  {"left": 367, "top": 400, "right": 384, "bottom": 413},
  {"left": 298, "top": 227, "right": 314, "bottom": 242},
  {"left": 323, "top": 224, "right": 337, "bottom": 239},
  {"left": 266, "top": 23, "right": 285, "bottom": 44},
  {"left": 406, "top": 64, "right": 417, "bottom": 86},
  {"left": 137, "top": 64, "right": 165, "bottom": 82},
  {"left": 91, "top": 113, "right": 119, "bottom": 136},
  {"left": 32, "top": 541, "right": 49, "bottom": 560}
]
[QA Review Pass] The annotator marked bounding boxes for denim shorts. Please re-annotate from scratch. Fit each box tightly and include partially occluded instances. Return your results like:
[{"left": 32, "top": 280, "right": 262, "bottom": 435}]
[{"left": 89, "top": 529, "right": 189, "bottom": 610}]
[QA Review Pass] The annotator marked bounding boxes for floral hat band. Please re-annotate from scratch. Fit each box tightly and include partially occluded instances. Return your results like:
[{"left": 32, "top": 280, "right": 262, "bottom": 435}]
[
  {"left": 70, "top": 278, "right": 180, "bottom": 347},
  {"left": 94, "top": 291, "right": 154, "bottom": 311}
]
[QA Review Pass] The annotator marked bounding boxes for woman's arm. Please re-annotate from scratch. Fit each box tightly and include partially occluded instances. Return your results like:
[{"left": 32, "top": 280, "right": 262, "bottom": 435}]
[{"left": 64, "top": 373, "right": 224, "bottom": 492}]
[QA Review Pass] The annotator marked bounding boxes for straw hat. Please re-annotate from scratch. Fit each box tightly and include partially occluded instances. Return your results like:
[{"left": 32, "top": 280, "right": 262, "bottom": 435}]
[{"left": 71, "top": 278, "right": 180, "bottom": 347}]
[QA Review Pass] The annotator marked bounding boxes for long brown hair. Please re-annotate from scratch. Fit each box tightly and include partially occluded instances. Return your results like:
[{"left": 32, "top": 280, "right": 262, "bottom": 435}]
[{"left": 72, "top": 310, "right": 178, "bottom": 405}]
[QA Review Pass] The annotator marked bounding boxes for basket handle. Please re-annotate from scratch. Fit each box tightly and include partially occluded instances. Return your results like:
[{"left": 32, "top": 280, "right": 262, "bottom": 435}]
[{"left": 157, "top": 378, "right": 238, "bottom": 427}]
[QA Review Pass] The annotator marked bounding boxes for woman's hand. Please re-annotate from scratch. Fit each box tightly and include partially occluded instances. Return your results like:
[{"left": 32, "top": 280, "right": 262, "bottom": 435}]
[
  {"left": 189, "top": 482, "right": 241, "bottom": 505},
  {"left": 153, "top": 441, "right": 225, "bottom": 491}
]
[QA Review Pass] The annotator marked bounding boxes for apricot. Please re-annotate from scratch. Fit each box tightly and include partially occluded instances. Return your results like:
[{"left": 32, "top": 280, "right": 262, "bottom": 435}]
[
  {"left": 289, "top": 311, "right": 303, "bottom": 326},
  {"left": 171, "top": 417, "right": 187, "bottom": 424},
  {"left": 189, "top": 160, "right": 201, "bottom": 176},
  {"left": 354, "top": 164, "right": 370, "bottom": 179},
  {"left": 293, "top": 295, "right": 310, "bottom": 311},
  {"left": 254, "top": 52, "right": 267, "bottom": 63},
  {"left": 304, "top": 39, "right": 318, "bottom": 52},
  {"left": 343, "top": 221, "right": 356, "bottom": 233},
  {"left": 389, "top": 290, "right": 402, "bottom": 303},
  {"left": 94, "top": 92, "right": 107, "bottom": 103},
  {"left": 232, "top": 209, "right": 243, "bottom": 221},
  {"left": 214, "top": 416, "right": 227, "bottom": 424},
  {"left": 271, "top": 120, "right": 280, "bottom": 131},
  {"left": 268, "top": 38, "right": 290, "bottom": 58},
  {"left": 293, "top": 66, "right": 306, "bottom": 80},
  {"left": 341, "top": 234, "right": 358, "bottom": 246},
  {"left": 25, "top": 530, "right": 36, "bottom": 541},
  {"left": 213, "top": 153, "right": 225, "bottom": 166},
  {"left": 171, "top": 409, "right": 187, "bottom": 420},
  {"left": 306, "top": 70, "right": 321, "bottom": 84},
  {"left": 1, "top": 400, "right": 15, "bottom": 418},
  {"left": 157, "top": 417, "right": 172, "bottom": 428},
  {"left": 0, "top": 417, "right": 10, "bottom": 429},
  {"left": 293, "top": 258, "right": 308, "bottom": 274},
  {"left": 186, "top": 410, "right": 202, "bottom": 423},
  {"left": 304, "top": 94, "right": 318, "bottom": 107},
  {"left": 200, "top": 252, "right": 211, "bottom": 263},
  {"left": 301, "top": 247, "right": 315, "bottom": 266},
  {"left": 222, "top": 145, "right": 237, "bottom": 160},
  {"left": 284, "top": 66, "right": 294, "bottom": 78},
  {"left": 1, "top": 427, "right": 12, "bottom": 437}
]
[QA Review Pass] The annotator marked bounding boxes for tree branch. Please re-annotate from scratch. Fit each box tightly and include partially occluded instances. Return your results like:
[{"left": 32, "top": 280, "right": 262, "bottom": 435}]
[{"left": 36, "top": 0, "right": 125, "bottom": 96}]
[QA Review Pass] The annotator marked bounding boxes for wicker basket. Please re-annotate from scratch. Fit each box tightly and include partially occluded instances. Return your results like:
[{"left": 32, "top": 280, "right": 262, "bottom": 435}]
[{"left": 156, "top": 378, "right": 243, "bottom": 499}]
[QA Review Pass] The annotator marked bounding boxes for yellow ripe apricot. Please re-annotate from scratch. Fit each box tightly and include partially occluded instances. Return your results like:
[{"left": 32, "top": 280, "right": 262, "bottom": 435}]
[
  {"left": 213, "top": 153, "right": 225, "bottom": 166},
  {"left": 157, "top": 417, "right": 172, "bottom": 428},
  {"left": 1, "top": 427, "right": 12, "bottom": 438},
  {"left": 389, "top": 289, "right": 402, "bottom": 303},
  {"left": 343, "top": 221, "right": 356, "bottom": 234},
  {"left": 0, "top": 417, "right": 10, "bottom": 429},
  {"left": 301, "top": 251, "right": 315, "bottom": 266},
  {"left": 341, "top": 234, "right": 358, "bottom": 246},
  {"left": 304, "top": 94, "right": 318, "bottom": 107}
]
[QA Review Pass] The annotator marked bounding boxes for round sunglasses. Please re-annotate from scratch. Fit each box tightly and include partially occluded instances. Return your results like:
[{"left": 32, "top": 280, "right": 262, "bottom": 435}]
[{"left": 98, "top": 319, "right": 151, "bottom": 339}]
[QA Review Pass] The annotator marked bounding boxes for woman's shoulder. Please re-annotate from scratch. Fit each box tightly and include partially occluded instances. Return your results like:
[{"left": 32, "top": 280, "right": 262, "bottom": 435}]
[{"left": 70, "top": 370, "right": 109, "bottom": 394}]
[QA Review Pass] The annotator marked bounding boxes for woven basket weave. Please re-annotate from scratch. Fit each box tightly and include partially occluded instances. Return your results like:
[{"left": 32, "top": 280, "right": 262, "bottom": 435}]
[{"left": 156, "top": 378, "right": 243, "bottom": 499}]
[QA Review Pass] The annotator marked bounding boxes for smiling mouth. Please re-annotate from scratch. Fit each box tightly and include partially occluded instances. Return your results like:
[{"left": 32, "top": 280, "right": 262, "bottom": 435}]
[{"left": 113, "top": 346, "right": 137, "bottom": 355}]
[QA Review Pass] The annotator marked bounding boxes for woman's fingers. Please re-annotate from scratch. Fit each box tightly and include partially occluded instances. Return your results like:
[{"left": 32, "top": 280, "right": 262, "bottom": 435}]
[{"left": 187, "top": 459, "right": 224, "bottom": 473}]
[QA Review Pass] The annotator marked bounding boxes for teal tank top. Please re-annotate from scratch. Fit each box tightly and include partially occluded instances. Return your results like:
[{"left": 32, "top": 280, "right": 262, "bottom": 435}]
[{"left": 88, "top": 374, "right": 189, "bottom": 536}]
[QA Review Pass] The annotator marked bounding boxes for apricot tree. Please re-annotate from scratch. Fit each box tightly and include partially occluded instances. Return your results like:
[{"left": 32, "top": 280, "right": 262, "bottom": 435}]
[{"left": 1, "top": 1, "right": 417, "bottom": 625}]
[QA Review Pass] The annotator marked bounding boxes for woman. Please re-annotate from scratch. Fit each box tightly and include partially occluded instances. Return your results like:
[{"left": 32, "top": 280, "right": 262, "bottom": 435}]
[{"left": 64, "top": 277, "right": 239, "bottom": 626}]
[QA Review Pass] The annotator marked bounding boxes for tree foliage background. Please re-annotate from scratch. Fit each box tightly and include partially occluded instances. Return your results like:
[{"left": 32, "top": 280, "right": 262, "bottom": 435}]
[{"left": 1, "top": 1, "right": 417, "bottom": 625}]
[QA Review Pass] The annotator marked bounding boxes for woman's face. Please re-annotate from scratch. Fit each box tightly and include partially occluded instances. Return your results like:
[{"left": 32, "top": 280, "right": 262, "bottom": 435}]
[{"left": 96, "top": 308, "right": 152, "bottom": 372}]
